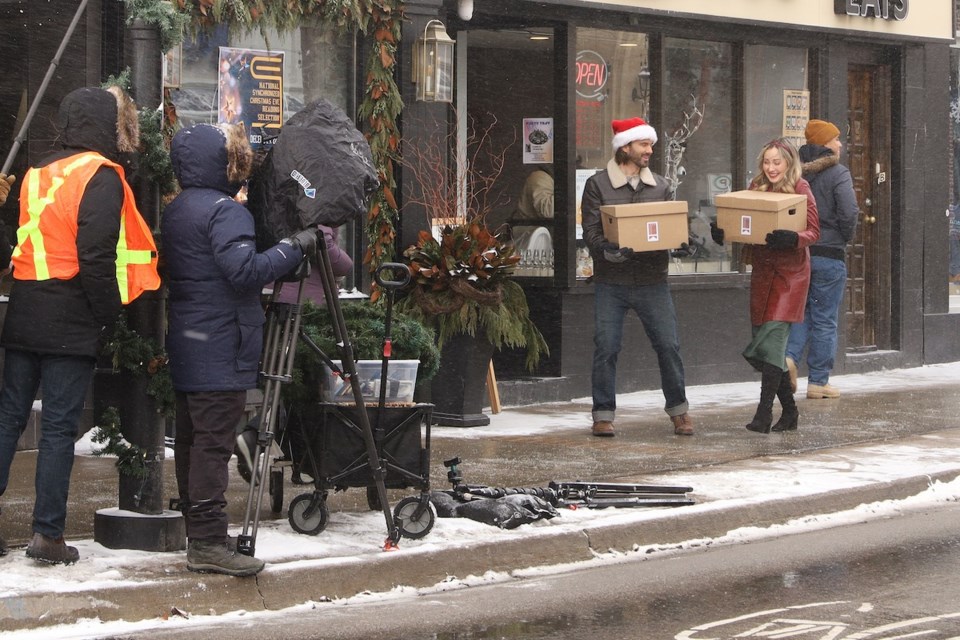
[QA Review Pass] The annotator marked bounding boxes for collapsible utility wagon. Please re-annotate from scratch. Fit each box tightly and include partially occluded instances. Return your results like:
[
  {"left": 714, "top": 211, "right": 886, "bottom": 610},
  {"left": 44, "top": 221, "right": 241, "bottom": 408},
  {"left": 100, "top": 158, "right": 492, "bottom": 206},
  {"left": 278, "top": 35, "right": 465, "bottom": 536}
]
[{"left": 287, "top": 401, "right": 435, "bottom": 539}]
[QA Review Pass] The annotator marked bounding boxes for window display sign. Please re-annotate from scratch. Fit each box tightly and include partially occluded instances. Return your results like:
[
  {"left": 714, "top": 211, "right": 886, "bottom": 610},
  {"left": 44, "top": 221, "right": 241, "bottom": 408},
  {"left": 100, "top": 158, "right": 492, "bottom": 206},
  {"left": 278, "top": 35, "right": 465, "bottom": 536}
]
[
  {"left": 218, "top": 47, "right": 284, "bottom": 150},
  {"left": 782, "top": 89, "right": 810, "bottom": 150},
  {"left": 522, "top": 117, "right": 554, "bottom": 164}
]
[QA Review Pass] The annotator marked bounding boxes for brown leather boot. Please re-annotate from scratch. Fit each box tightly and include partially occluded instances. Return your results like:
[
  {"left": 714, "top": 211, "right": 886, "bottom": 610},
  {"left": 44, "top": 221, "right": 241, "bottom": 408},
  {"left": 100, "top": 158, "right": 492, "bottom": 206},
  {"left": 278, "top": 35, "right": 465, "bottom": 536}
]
[
  {"left": 591, "top": 421, "right": 615, "bottom": 437},
  {"left": 670, "top": 413, "right": 694, "bottom": 436},
  {"left": 26, "top": 533, "right": 79, "bottom": 565}
]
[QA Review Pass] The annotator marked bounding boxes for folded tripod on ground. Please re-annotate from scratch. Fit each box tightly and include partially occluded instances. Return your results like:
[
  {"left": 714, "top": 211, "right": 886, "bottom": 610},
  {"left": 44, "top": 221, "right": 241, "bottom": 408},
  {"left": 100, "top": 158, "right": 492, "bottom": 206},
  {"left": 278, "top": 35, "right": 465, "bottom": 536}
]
[{"left": 443, "top": 457, "right": 696, "bottom": 509}]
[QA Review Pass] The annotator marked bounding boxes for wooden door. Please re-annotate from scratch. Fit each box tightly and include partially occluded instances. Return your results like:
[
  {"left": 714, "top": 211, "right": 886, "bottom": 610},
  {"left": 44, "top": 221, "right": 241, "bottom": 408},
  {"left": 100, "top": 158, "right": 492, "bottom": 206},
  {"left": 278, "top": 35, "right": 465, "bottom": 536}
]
[{"left": 845, "top": 64, "right": 892, "bottom": 351}]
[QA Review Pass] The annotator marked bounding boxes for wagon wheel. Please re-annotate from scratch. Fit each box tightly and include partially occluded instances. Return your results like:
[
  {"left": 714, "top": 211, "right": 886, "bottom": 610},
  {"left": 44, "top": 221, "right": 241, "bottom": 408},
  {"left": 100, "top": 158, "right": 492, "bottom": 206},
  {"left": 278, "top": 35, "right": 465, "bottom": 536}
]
[
  {"left": 269, "top": 468, "right": 284, "bottom": 513},
  {"left": 288, "top": 492, "right": 329, "bottom": 535},
  {"left": 393, "top": 496, "right": 436, "bottom": 540}
]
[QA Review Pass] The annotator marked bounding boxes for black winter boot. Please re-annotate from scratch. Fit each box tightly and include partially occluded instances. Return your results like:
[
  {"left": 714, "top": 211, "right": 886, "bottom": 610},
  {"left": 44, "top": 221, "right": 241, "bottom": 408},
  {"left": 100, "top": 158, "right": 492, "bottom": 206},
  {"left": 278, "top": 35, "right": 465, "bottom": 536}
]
[
  {"left": 746, "top": 364, "right": 781, "bottom": 434},
  {"left": 772, "top": 371, "right": 799, "bottom": 432}
]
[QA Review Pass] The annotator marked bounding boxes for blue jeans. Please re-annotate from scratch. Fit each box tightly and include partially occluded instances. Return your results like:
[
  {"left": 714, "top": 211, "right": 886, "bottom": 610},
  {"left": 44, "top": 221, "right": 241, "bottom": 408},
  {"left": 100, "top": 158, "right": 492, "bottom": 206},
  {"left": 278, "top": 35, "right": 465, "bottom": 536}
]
[
  {"left": 0, "top": 350, "right": 95, "bottom": 538},
  {"left": 592, "top": 282, "right": 688, "bottom": 421},
  {"left": 786, "top": 256, "right": 847, "bottom": 385}
]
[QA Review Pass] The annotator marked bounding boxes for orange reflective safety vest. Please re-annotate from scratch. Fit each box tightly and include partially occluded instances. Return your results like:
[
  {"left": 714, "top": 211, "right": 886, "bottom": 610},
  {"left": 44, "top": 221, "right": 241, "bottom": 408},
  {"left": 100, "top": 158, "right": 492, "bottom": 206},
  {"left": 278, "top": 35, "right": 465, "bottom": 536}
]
[{"left": 12, "top": 152, "right": 160, "bottom": 304}]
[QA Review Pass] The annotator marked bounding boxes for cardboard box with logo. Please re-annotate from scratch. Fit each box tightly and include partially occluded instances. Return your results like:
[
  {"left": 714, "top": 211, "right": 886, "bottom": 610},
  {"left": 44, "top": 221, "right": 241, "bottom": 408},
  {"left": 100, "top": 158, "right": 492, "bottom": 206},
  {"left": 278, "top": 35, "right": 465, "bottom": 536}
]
[
  {"left": 599, "top": 201, "right": 689, "bottom": 251},
  {"left": 714, "top": 190, "right": 807, "bottom": 244}
]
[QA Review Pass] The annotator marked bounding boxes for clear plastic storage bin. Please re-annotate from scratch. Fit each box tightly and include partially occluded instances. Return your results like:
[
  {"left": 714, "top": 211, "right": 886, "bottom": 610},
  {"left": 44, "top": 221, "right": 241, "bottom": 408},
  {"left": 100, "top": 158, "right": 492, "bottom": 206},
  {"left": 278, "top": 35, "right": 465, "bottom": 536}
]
[{"left": 322, "top": 360, "right": 419, "bottom": 404}]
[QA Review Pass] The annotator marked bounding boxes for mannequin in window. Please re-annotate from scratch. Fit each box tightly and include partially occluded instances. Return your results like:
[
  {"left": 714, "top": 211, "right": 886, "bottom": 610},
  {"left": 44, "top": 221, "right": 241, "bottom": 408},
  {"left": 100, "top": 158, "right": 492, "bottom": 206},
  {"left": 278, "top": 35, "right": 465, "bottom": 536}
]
[{"left": 513, "top": 165, "right": 554, "bottom": 221}]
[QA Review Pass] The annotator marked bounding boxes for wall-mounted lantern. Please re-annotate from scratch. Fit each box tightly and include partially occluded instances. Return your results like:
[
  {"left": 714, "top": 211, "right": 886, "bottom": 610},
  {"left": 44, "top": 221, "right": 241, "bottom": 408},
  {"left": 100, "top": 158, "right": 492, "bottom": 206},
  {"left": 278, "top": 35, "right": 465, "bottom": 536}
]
[
  {"left": 413, "top": 20, "right": 455, "bottom": 103},
  {"left": 631, "top": 67, "right": 651, "bottom": 103}
]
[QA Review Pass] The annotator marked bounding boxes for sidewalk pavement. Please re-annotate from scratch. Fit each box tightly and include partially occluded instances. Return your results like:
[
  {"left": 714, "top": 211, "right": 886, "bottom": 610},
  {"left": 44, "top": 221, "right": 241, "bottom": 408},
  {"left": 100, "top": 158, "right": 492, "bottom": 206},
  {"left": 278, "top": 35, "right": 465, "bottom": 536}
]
[{"left": 2, "top": 363, "right": 960, "bottom": 635}]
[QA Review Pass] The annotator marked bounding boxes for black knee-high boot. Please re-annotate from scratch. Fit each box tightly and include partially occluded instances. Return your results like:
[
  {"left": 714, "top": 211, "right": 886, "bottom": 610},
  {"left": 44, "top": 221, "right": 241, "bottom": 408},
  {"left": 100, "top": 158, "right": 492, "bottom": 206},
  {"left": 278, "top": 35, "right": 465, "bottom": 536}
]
[
  {"left": 746, "top": 364, "right": 781, "bottom": 434},
  {"left": 771, "top": 371, "right": 799, "bottom": 432}
]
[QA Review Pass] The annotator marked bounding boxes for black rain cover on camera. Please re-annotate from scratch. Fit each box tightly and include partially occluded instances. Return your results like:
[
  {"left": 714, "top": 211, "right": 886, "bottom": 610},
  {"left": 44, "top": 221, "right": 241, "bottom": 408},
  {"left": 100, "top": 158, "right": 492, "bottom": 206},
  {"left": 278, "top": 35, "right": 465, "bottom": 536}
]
[{"left": 248, "top": 99, "right": 379, "bottom": 248}]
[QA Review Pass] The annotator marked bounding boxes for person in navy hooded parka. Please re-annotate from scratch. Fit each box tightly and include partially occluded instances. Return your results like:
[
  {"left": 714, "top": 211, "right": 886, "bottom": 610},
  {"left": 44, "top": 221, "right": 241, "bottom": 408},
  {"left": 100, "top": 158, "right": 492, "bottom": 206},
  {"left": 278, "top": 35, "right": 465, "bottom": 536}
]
[{"left": 163, "top": 123, "right": 317, "bottom": 577}]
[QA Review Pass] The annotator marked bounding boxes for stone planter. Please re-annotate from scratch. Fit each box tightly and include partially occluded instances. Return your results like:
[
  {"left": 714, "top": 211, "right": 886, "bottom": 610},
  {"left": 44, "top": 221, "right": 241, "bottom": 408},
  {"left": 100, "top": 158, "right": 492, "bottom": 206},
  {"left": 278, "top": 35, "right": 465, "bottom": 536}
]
[{"left": 429, "top": 332, "right": 495, "bottom": 427}]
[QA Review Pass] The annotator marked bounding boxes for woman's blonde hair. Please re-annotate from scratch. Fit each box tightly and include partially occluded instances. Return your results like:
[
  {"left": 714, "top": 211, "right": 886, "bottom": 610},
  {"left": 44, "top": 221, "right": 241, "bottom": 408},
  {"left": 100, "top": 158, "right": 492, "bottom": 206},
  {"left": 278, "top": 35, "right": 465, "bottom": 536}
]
[{"left": 749, "top": 138, "right": 802, "bottom": 193}]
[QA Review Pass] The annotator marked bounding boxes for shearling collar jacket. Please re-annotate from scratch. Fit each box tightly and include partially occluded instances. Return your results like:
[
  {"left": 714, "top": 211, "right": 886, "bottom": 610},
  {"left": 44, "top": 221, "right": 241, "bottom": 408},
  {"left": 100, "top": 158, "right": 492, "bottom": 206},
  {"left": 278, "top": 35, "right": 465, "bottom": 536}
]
[{"left": 579, "top": 159, "right": 673, "bottom": 286}]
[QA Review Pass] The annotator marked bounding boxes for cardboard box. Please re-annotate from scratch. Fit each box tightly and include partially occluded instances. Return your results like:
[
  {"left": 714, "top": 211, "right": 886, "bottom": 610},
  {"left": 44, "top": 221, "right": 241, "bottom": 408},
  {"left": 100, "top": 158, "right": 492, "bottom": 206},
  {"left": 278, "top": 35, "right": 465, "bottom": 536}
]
[
  {"left": 599, "top": 201, "right": 689, "bottom": 251},
  {"left": 714, "top": 190, "right": 807, "bottom": 244}
]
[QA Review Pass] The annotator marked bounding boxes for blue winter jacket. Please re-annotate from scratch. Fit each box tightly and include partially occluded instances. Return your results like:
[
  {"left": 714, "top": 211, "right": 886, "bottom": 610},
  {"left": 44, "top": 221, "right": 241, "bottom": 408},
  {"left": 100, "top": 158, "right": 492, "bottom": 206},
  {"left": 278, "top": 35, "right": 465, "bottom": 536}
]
[
  {"left": 799, "top": 144, "right": 860, "bottom": 261},
  {"left": 162, "top": 124, "right": 302, "bottom": 392}
]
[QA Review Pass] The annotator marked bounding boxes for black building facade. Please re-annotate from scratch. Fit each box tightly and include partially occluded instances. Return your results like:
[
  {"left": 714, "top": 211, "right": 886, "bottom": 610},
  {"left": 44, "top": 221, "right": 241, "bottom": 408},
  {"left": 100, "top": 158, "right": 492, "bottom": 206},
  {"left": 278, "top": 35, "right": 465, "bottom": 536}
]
[{"left": 0, "top": 0, "right": 956, "bottom": 411}]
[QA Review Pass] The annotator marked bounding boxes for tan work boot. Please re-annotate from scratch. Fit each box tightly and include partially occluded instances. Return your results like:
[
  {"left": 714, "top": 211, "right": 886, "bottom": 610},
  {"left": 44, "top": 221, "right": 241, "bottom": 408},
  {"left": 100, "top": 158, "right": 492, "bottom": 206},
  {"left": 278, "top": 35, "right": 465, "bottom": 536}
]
[
  {"left": 807, "top": 383, "right": 840, "bottom": 399},
  {"left": 591, "top": 421, "right": 615, "bottom": 437},
  {"left": 670, "top": 413, "right": 694, "bottom": 436},
  {"left": 188, "top": 539, "right": 265, "bottom": 577},
  {"left": 26, "top": 533, "right": 79, "bottom": 565},
  {"left": 785, "top": 357, "right": 798, "bottom": 394}
]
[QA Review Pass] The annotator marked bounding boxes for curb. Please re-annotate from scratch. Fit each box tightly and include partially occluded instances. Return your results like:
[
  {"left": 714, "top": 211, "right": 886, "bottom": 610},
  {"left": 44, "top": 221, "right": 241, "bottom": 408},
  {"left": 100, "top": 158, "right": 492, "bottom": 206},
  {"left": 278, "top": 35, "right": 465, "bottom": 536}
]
[{"left": 1, "top": 467, "right": 956, "bottom": 632}]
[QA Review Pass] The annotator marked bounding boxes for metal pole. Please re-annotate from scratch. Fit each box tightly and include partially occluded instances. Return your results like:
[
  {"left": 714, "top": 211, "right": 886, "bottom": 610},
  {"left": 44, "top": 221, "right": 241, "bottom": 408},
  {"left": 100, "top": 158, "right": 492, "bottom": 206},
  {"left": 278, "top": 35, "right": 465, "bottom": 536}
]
[{"left": 1, "top": 0, "right": 90, "bottom": 175}]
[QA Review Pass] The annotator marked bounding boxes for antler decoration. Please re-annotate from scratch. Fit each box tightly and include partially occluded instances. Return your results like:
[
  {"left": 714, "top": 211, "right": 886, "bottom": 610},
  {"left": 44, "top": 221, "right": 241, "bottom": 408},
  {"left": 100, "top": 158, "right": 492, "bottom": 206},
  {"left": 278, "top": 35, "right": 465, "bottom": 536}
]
[{"left": 664, "top": 97, "right": 705, "bottom": 200}]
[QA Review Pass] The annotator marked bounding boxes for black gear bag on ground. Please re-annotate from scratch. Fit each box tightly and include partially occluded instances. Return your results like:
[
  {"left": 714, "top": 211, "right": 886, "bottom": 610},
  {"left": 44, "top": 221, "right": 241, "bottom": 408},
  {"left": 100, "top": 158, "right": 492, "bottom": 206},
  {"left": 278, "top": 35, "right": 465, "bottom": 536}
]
[{"left": 248, "top": 99, "right": 379, "bottom": 249}]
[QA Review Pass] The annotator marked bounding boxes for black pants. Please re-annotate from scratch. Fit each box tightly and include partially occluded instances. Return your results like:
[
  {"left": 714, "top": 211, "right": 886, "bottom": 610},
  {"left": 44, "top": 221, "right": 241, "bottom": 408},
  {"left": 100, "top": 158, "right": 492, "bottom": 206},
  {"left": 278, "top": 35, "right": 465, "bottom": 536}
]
[{"left": 174, "top": 390, "right": 246, "bottom": 542}]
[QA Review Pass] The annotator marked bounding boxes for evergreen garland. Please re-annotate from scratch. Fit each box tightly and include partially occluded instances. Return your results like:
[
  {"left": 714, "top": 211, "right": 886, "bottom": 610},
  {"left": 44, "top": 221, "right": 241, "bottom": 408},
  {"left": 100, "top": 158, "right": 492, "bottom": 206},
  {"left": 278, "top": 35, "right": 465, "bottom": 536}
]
[
  {"left": 90, "top": 408, "right": 150, "bottom": 478},
  {"left": 124, "top": 0, "right": 191, "bottom": 51},
  {"left": 101, "top": 313, "right": 175, "bottom": 419}
]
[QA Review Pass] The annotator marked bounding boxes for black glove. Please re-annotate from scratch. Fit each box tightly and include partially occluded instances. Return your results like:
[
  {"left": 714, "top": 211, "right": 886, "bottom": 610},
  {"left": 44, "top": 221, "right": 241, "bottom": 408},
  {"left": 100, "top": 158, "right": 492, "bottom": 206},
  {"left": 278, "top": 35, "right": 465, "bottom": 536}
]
[
  {"left": 765, "top": 229, "right": 799, "bottom": 250},
  {"left": 281, "top": 228, "right": 319, "bottom": 256},
  {"left": 599, "top": 241, "right": 634, "bottom": 264},
  {"left": 670, "top": 243, "right": 692, "bottom": 259},
  {"left": 710, "top": 222, "right": 725, "bottom": 246}
]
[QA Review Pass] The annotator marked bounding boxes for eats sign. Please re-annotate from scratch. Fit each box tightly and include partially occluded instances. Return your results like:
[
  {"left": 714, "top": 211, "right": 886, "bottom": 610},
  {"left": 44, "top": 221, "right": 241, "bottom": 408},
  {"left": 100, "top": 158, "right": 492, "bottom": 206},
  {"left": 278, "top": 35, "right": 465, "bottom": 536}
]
[{"left": 834, "top": 0, "right": 908, "bottom": 20}]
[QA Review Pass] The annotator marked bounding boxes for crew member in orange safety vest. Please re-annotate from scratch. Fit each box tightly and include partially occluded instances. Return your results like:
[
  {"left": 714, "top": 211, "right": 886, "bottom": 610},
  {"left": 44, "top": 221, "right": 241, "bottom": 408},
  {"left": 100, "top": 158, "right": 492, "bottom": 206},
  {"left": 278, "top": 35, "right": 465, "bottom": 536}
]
[
  {"left": 12, "top": 150, "right": 159, "bottom": 304},
  {"left": 0, "top": 86, "right": 158, "bottom": 565}
]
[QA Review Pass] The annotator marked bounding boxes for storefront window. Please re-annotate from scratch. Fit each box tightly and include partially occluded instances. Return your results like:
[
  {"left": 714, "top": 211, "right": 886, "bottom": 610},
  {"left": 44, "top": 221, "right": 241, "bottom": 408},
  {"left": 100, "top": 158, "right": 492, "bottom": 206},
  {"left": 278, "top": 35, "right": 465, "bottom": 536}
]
[
  {"left": 574, "top": 28, "right": 649, "bottom": 279},
  {"left": 663, "top": 37, "right": 735, "bottom": 274},
  {"left": 168, "top": 25, "right": 359, "bottom": 290},
  {"left": 743, "top": 44, "right": 810, "bottom": 185}
]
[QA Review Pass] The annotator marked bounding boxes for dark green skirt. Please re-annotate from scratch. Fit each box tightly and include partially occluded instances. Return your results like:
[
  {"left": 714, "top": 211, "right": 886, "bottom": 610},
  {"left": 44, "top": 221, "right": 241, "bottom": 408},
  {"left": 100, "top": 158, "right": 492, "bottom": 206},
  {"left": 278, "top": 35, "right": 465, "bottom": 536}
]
[{"left": 742, "top": 321, "right": 790, "bottom": 372}]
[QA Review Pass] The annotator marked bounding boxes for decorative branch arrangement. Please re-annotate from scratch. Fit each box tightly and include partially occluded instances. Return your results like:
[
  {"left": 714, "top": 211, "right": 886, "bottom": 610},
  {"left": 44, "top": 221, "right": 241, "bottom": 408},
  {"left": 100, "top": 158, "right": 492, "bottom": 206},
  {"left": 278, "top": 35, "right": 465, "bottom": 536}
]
[
  {"left": 401, "top": 114, "right": 515, "bottom": 227},
  {"left": 395, "top": 115, "right": 548, "bottom": 370},
  {"left": 664, "top": 96, "right": 705, "bottom": 200}
]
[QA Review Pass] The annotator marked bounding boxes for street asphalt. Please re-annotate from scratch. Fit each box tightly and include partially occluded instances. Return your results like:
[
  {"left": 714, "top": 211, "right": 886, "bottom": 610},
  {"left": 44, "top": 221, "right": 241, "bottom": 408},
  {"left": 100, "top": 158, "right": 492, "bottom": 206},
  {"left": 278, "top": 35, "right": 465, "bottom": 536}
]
[{"left": 1, "top": 368, "right": 960, "bottom": 633}]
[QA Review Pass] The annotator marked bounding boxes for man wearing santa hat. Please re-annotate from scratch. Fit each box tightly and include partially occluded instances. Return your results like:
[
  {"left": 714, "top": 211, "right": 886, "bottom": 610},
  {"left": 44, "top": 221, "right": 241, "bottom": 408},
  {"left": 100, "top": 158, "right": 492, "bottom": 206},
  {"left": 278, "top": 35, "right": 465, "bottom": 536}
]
[{"left": 580, "top": 117, "right": 693, "bottom": 438}]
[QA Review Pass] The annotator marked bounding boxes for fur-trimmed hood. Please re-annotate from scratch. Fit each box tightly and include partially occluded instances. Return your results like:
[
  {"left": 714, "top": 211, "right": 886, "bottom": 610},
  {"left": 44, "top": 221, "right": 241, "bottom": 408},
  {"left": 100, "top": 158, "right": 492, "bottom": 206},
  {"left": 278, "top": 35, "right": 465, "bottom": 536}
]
[
  {"left": 57, "top": 87, "right": 138, "bottom": 161},
  {"left": 799, "top": 144, "right": 839, "bottom": 178},
  {"left": 170, "top": 123, "right": 252, "bottom": 195}
]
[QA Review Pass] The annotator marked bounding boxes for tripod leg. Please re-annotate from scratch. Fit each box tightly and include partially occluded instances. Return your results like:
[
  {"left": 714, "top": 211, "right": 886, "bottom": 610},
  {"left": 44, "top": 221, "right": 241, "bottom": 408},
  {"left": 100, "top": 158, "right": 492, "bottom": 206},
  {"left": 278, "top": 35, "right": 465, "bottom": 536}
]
[
  {"left": 238, "top": 279, "right": 306, "bottom": 557},
  {"left": 316, "top": 240, "right": 400, "bottom": 548}
]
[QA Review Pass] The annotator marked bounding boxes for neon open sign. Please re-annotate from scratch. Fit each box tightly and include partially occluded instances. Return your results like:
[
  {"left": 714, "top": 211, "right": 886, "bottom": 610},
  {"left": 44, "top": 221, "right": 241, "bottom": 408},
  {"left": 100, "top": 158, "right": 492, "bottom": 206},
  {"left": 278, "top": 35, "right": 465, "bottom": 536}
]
[{"left": 576, "top": 50, "right": 608, "bottom": 101}]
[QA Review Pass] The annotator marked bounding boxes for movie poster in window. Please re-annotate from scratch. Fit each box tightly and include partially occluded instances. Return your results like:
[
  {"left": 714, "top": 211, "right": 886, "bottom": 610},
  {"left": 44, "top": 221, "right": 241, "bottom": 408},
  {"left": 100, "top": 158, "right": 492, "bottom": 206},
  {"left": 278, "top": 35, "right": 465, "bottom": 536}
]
[
  {"left": 218, "top": 47, "right": 284, "bottom": 150},
  {"left": 782, "top": 89, "right": 809, "bottom": 150},
  {"left": 523, "top": 118, "right": 554, "bottom": 164}
]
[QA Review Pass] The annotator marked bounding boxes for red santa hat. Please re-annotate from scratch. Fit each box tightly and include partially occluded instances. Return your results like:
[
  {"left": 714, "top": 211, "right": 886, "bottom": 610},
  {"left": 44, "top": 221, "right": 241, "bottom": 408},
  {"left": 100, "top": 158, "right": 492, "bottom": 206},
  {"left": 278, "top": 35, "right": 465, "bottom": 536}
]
[{"left": 610, "top": 117, "right": 658, "bottom": 150}]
